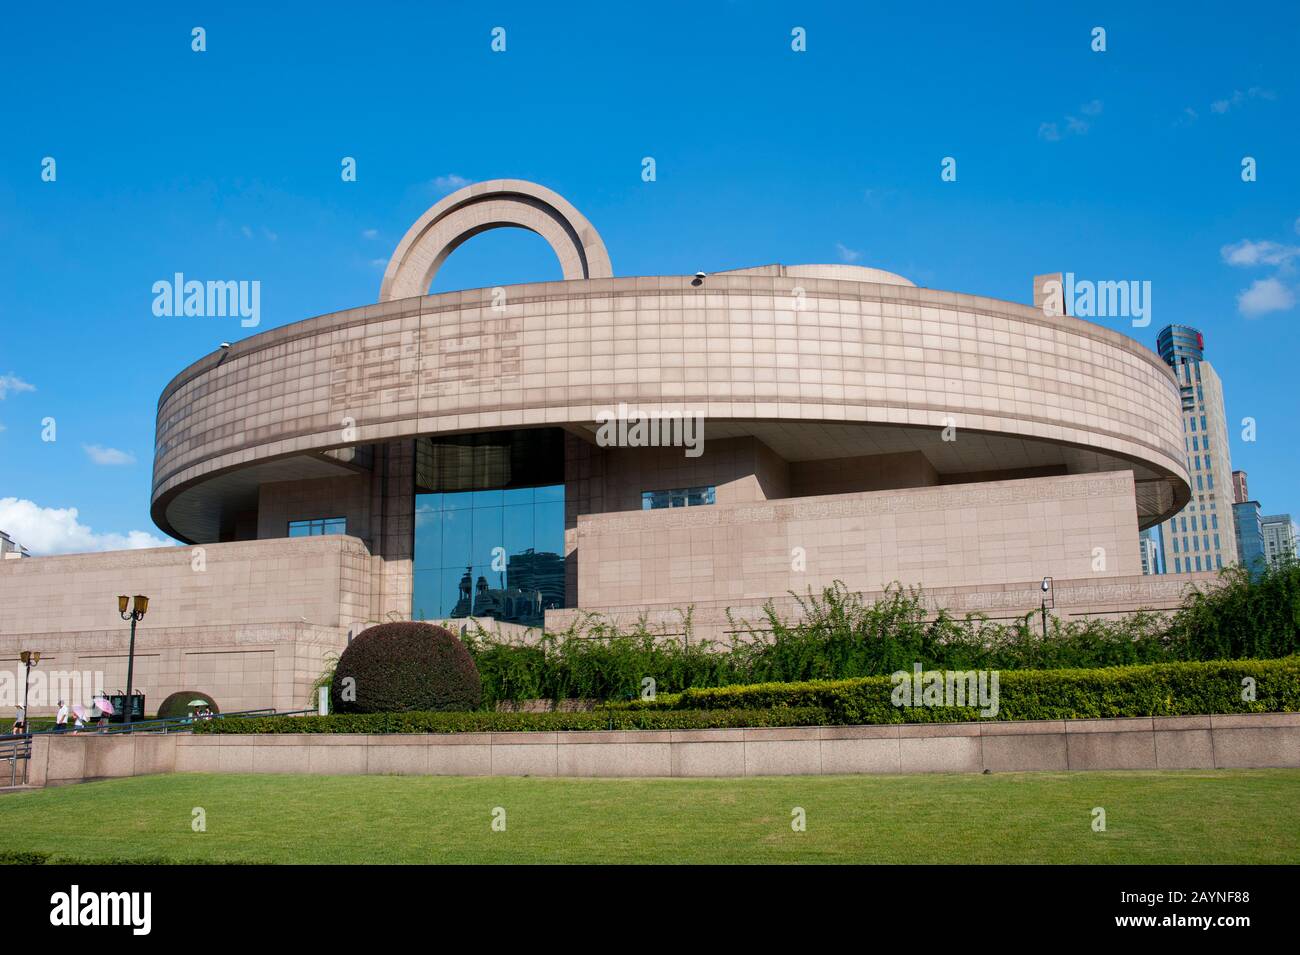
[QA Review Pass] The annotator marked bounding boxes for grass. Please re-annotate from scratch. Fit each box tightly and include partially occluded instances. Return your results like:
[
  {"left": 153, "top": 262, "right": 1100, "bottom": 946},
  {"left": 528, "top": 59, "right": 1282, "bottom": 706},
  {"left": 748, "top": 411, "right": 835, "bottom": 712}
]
[{"left": 2, "top": 770, "right": 1299, "bottom": 863}]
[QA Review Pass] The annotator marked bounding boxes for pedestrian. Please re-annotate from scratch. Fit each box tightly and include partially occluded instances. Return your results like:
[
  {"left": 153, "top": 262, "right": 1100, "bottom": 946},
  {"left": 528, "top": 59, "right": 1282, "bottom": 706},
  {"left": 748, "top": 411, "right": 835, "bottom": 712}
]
[{"left": 56, "top": 699, "right": 69, "bottom": 733}]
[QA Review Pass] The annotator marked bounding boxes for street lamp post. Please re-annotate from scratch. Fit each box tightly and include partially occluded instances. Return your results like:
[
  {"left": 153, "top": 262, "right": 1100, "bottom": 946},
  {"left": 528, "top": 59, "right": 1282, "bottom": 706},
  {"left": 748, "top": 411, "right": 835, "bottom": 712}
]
[
  {"left": 1040, "top": 576, "right": 1054, "bottom": 638},
  {"left": 117, "top": 595, "right": 149, "bottom": 726},
  {"left": 18, "top": 650, "right": 40, "bottom": 732}
]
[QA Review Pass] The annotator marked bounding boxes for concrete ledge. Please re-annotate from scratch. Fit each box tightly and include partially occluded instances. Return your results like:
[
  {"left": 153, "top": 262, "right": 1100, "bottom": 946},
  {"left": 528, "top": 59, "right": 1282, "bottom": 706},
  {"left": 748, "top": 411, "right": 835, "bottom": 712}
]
[{"left": 24, "top": 712, "right": 1300, "bottom": 785}]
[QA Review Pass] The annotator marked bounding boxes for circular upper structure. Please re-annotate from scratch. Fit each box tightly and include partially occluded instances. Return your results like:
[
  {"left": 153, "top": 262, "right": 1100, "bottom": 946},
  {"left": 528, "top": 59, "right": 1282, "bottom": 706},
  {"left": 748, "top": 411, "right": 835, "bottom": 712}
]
[{"left": 152, "top": 180, "right": 1190, "bottom": 544}]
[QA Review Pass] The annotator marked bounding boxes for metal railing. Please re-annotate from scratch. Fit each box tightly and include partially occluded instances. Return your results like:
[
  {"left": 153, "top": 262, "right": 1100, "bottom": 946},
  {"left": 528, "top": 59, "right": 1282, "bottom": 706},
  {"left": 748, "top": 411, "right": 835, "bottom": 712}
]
[
  {"left": 29, "top": 707, "right": 315, "bottom": 737},
  {"left": 0, "top": 734, "right": 32, "bottom": 787}
]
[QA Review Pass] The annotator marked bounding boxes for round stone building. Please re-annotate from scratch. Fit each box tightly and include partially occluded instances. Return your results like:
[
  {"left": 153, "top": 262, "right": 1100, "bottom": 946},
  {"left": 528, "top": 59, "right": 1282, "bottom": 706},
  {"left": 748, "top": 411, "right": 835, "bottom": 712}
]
[{"left": 0, "top": 179, "right": 1203, "bottom": 714}]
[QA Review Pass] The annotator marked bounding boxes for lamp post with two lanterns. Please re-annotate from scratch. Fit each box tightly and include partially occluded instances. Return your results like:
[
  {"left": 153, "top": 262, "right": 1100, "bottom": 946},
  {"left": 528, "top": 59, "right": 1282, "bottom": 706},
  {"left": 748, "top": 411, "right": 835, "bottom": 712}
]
[
  {"left": 117, "top": 595, "right": 149, "bottom": 726},
  {"left": 17, "top": 650, "right": 40, "bottom": 732}
]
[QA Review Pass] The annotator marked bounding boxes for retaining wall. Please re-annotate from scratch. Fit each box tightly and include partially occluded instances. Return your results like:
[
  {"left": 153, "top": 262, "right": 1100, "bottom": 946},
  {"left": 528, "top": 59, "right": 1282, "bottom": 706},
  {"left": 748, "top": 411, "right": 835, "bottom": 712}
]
[{"left": 24, "top": 713, "right": 1300, "bottom": 787}]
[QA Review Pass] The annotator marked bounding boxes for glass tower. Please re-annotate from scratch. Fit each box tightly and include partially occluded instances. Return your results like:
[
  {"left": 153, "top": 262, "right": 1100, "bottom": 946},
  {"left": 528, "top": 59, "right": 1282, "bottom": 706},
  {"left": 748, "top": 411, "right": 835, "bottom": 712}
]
[{"left": 1154, "top": 324, "right": 1238, "bottom": 574}]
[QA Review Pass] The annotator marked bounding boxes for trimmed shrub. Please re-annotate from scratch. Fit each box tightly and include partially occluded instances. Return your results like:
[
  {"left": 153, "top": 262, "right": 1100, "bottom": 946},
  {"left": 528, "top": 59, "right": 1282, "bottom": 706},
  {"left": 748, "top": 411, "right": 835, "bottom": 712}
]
[
  {"left": 332, "top": 622, "right": 481, "bottom": 714},
  {"left": 197, "top": 657, "right": 1299, "bottom": 733},
  {"left": 465, "top": 561, "right": 1300, "bottom": 704},
  {"left": 157, "top": 691, "right": 218, "bottom": 719},
  {"left": 610, "top": 657, "right": 1300, "bottom": 723},
  {"left": 194, "top": 706, "right": 827, "bottom": 735}
]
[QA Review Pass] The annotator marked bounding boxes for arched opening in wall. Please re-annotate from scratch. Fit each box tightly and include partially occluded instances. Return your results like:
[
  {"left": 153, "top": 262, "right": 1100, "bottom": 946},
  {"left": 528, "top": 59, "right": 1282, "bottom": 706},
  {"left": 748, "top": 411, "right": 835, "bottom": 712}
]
[{"left": 427, "top": 226, "right": 566, "bottom": 294}]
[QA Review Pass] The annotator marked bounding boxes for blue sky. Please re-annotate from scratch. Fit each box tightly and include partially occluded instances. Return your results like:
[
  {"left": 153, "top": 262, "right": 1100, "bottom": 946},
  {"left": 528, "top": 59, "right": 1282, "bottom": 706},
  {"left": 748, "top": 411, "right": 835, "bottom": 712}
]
[{"left": 1, "top": 1, "right": 1297, "bottom": 553}]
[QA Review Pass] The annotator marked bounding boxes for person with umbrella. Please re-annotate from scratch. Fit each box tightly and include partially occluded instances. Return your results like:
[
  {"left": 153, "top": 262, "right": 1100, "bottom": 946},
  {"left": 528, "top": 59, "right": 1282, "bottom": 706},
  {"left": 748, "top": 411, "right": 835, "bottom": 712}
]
[
  {"left": 94, "top": 696, "right": 114, "bottom": 732},
  {"left": 71, "top": 704, "right": 87, "bottom": 732}
]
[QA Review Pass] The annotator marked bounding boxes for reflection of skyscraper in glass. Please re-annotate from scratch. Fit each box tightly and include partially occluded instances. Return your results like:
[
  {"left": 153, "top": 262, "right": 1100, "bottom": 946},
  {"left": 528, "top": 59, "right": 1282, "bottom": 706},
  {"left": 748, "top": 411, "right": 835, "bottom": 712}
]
[
  {"left": 507, "top": 549, "right": 566, "bottom": 614},
  {"left": 447, "top": 549, "right": 566, "bottom": 627}
]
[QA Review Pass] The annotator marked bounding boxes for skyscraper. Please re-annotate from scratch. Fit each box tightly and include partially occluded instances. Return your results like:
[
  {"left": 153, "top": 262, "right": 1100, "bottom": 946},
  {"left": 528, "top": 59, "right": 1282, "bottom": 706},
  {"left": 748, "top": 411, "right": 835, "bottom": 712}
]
[
  {"left": 1261, "top": 515, "right": 1298, "bottom": 567},
  {"left": 1231, "top": 470, "right": 1249, "bottom": 505},
  {"left": 1233, "top": 499, "right": 1266, "bottom": 576},
  {"left": 1139, "top": 526, "right": 1164, "bottom": 575},
  {"left": 1155, "top": 324, "right": 1238, "bottom": 574}
]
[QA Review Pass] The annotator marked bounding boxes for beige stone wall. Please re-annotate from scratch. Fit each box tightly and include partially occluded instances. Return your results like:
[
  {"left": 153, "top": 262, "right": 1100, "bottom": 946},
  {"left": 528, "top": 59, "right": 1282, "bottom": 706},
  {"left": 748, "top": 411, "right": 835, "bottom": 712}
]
[
  {"left": 790, "top": 449, "right": 937, "bottom": 498},
  {"left": 576, "top": 471, "right": 1141, "bottom": 611},
  {"left": 257, "top": 474, "right": 372, "bottom": 543},
  {"left": 0, "top": 536, "right": 373, "bottom": 715},
  {"left": 576, "top": 436, "right": 790, "bottom": 513},
  {"left": 26, "top": 713, "right": 1300, "bottom": 786},
  {"left": 152, "top": 273, "right": 1189, "bottom": 543},
  {"left": 548, "top": 569, "right": 1221, "bottom": 641}
]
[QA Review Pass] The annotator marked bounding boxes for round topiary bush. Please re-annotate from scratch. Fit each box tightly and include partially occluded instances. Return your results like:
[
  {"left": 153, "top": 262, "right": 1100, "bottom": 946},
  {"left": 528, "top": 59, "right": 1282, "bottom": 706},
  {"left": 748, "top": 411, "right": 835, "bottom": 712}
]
[
  {"left": 331, "top": 622, "right": 482, "bottom": 713},
  {"left": 157, "top": 690, "right": 219, "bottom": 719}
]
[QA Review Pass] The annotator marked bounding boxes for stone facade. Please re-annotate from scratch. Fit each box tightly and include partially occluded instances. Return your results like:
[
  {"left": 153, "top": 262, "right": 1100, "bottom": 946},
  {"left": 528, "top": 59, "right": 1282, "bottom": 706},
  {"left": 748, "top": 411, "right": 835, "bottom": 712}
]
[
  {"left": 24, "top": 713, "right": 1300, "bottom": 786},
  {"left": 0, "top": 536, "right": 369, "bottom": 715},
  {"left": 6, "top": 180, "right": 1207, "bottom": 713}
]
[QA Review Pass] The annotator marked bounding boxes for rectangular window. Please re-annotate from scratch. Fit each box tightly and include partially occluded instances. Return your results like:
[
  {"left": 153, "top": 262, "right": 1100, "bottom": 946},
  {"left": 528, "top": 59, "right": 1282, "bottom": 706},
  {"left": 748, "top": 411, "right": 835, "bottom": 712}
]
[
  {"left": 642, "top": 485, "right": 717, "bottom": 510},
  {"left": 288, "top": 517, "right": 347, "bottom": 537}
]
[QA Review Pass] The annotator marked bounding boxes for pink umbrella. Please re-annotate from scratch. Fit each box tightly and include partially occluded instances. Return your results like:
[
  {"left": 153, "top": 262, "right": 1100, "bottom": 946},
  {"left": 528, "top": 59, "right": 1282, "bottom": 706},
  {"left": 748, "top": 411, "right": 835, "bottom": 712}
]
[
  {"left": 94, "top": 698, "right": 115, "bottom": 714},
  {"left": 71, "top": 704, "right": 88, "bottom": 721}
]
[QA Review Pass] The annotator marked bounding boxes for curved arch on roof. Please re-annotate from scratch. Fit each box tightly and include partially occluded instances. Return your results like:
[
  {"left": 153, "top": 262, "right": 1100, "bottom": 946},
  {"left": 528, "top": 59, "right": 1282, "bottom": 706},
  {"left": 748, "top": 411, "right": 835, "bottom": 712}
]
[{"left": 378, "top": 178, "right": 613, "bottom": 301}]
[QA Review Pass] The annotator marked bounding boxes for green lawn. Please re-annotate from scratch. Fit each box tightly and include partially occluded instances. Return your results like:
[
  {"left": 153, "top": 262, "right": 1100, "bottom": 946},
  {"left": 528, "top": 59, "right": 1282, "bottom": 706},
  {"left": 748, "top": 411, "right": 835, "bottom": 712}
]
[{"left": 2, "top": 770, "right": 1298, "bottom": 864}]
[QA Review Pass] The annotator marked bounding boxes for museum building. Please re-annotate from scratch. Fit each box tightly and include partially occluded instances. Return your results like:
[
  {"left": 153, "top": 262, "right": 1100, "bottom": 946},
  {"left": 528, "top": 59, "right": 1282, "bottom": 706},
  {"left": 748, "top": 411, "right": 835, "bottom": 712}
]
[{"left": 0, "top": 180, "right": 1210, "bottom": 713}]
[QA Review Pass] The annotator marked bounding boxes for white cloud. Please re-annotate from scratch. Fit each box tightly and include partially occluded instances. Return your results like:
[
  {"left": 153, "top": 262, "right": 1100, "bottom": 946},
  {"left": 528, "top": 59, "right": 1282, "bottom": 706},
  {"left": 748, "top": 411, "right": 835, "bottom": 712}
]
[
  {"left": 1237, "top": 277, "right": 1295, "bottom": 317},
  {"left": 241, "top": 224, "right": 254, "bottom": 239},
  {"left": 1211, "top": 87, "right": 1276, "bottom": 115},
  {"left": 0, "top": 374, "right": 35, "bottom": 399},
  {"left": 370, "top": 258, "right": 389, "bottom": 270},
  {"left": 835, "top": 242, "right": 862, "bottom": 263},
  {"left": 83, "top": 444, "right": 136, "bottom": 466},
  {"left": 431, "top": 174, "right": 470, "bottom": 193},
  {"left": 361, "top": 228, "right": 379, "bottom": 240},
  {"left": 0, "top": 497, "right": 171, "bottom": 555},
  {"left": 1040, "top": 103, "right": 1098, "bottom": 141},
  {"left": 1220, "top": 239, "right": 1300, "bottom": 268}
]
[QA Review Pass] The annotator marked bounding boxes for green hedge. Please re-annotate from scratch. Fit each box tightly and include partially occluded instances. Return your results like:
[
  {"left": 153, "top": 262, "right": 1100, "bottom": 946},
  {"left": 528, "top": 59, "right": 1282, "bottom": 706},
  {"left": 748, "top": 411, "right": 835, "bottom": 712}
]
[
  {"left": 193, "top": 706, "right": 828, "bottom": 735},
  {"left": 195, "top": 657, "right": 1299, "bottom": 733},
  {"left": 465, "top": 560, "right": 1300, "bottom": 704},
  {"left": 609, "top": 657, "right": 1300, "bottom": 724}
]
